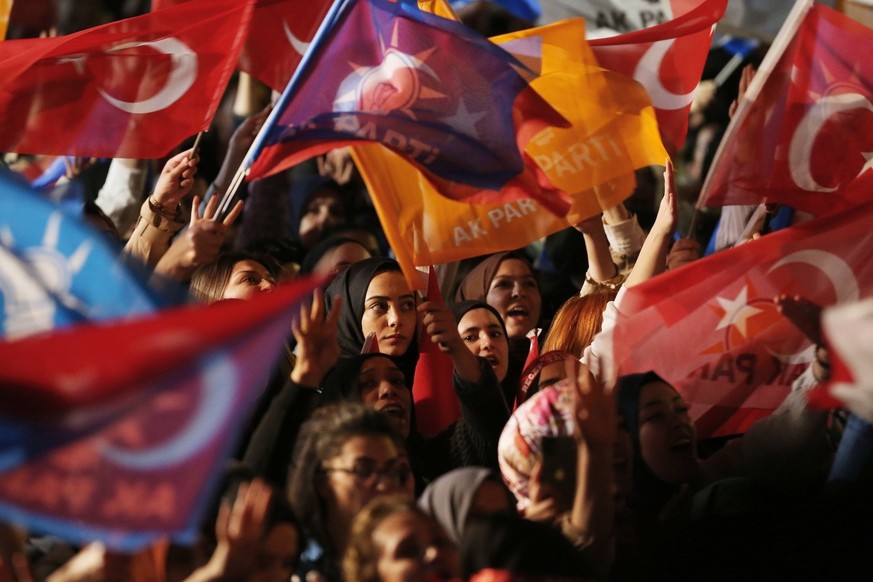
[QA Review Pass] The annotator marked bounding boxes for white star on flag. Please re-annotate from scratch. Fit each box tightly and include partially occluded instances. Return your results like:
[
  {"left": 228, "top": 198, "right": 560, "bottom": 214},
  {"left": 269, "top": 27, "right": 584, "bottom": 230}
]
[
  {"left": 715, "top": 286, "right": 762, "bottom": 338},
  {"left": 442, "top": 98, "right": 486, "bottom": 139}
]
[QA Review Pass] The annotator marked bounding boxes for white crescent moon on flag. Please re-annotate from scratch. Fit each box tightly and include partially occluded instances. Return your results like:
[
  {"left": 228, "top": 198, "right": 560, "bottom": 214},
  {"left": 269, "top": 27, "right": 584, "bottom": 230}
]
[
  {"left": 283, "top": 21, "right": 310, "bottom": 57},
  {"left": 788, "top": 93, "right": 873, "bottom": 192},
  {"left": 633, "top": 39, "right": 697, "bottom": 111},
  {"left": 765, "top": 249, "right": 860, "bottom": 363},
  {"left": 97, "top": 37, "right": 198, "bottom": 115},
  {"left": 101, "top": 353, "right": 237, "bottom": 470}
]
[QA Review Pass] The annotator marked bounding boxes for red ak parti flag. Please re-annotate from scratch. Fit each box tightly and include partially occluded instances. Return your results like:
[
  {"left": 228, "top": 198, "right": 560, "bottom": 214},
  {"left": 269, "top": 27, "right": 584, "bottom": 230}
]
[
  {"left": 153, "top": 0, "right": 331, "bottom": 92},
  {"left": 697, "top": 2, "right": 873, "bottom": 217},
  {"left": 0, "top": 278, "right": 317, "bottom": 550},
  {"left": 413, "top": 266, "right": 460, "bottom": 437},
  {"left": 248, "top": 0, "right": 572, "bottom": 216},
  {"left": 590, "top": 0, "right": 727, "bottom": 154},
  {"left": 611, "top": 202, "right": 873, "bottom": 438},
  {"left": 0, "top": 0, "right": 254, "bottom": 158}
]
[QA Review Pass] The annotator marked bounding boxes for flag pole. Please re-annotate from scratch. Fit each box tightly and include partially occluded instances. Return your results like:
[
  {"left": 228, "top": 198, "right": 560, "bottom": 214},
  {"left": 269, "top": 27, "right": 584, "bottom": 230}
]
[
  {"left": 213, "top": 0, "right": 353, "bottom": 221},
  {"left": 693, "top": 0, "right": 815, "bottom": 213},
  {"left": 189, "top": 131, "right": 204, "bottom": 160}
]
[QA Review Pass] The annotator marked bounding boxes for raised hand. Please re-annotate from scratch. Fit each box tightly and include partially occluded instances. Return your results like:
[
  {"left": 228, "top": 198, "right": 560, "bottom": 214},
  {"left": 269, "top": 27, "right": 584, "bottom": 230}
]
[
  {"left": 184, "top": 480, "right": 274, "bottom": 582},
  {"left": 291, "top": 292, "right": 342, "bottom": 387},
  {"left": 418, "top": 299, "right": 483, "bottom": 384},
  {"left": 564, "top": 357, "right": 615, "bottom": 448},
  {"left": 317, "top": 147, "right": 355, "bottom": 185},
  {"left": 418, "top": 300, "right": 463, "bottom": 355},
  {"left": 729, "top": 64, "right": 756, "bottom": 119},
  {"left": 666, "top": 238, "right": 700, "bottom": 270},
  {"left": 153, "top": 195, "right": 243, "bottom": 281},
  {"left": 651, "top": 158, "right": 678, "bottom": 239},
  {"left": 151, "top": 148, "right": 199, "bottom": 210},
  {"left": 524, "top": 462, "right": 561, "bottom": 523}
]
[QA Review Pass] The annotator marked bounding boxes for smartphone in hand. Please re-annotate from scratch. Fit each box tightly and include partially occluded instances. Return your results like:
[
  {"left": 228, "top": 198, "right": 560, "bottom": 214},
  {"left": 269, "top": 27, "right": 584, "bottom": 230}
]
[{"left": 540, "top": 436, "right": 578, "bottom": 512}]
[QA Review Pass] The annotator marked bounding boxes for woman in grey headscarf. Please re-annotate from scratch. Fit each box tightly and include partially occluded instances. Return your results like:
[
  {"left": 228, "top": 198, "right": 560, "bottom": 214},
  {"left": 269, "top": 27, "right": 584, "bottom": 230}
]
[{"left": 418, "top": 467, "right": 514, "bottom": 543}]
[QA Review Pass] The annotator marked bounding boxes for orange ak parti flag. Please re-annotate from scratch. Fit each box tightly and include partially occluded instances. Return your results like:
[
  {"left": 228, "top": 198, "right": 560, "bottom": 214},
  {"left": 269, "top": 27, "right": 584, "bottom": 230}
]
[{"left": 352, "top": 17, "right": 666, "bottom": 290}]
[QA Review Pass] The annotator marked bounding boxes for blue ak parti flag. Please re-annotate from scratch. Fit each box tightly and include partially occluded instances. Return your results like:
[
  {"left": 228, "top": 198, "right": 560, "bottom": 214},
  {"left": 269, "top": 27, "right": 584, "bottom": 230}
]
[
  {"left": 0, "top": 170, "right": 168, "bottom": 339},
  {"left": 247, "top": 0, "right": 566, "bottom": 196}
]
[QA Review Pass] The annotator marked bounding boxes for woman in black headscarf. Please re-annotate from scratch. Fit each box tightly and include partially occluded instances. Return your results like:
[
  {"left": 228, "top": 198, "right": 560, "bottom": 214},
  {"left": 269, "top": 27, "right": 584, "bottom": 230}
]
[
  {"left": 454, "top": 251, "right": 544, "bottom": 404},
  {"left": 318, "top": 351, "right": 508, "bottom": 490},
  {"left": 324, "top": 257, "right": 420, "bottom": 380}
]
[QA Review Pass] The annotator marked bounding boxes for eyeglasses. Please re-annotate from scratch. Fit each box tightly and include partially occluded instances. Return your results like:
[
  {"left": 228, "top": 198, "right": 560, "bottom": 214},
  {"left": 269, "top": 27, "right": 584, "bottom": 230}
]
[{"left": 322, "top": 460, "right": 412, "bottom": 487}]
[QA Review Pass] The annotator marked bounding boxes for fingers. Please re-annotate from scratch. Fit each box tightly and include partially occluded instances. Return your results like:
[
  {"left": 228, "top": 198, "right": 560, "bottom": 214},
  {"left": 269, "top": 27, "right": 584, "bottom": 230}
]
[
  {"left": 664, "top": 158, "right": 676, "bottom": 201},
  {"left": 309, "top": 290, "right": 325, "bottom": 324},
  {"left": 165, "top": 149, "right": 191, "bottom": 173},
  {"left": 222, "top": 200, "right": 245, "bottom": 227},
  {"left": 201, "top": 195, "right": 220, "bottom": 222},
  {"left": 190, "top": 195, "right": 201, "bottom": 226}
]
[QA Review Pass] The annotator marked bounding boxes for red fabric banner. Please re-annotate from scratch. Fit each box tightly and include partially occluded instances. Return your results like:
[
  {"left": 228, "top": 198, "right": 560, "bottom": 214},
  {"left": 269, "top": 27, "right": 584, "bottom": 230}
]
[
  {"left": 153, "top": 0, "right": 330, "bottom": 92},
  {"left": 413, "top": 266, "right": 461, "bottom": 437},
  {"left": 698, "top": 4, "right": 873, "bottom": 216},
  {"left": 612, "top": 203, "right": 873, "bottom": 438},
  {"left": 0, "top": 0, "right": 254, "bottom": 157}
]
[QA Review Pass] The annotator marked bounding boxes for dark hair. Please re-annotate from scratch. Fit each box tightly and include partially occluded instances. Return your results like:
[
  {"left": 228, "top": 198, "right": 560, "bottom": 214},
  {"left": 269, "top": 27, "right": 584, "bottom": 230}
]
[
  {"left": 299, "top": 235, "right": 372, "bottom": 275},
  {"left": 189, "top": 250, "right": 281, "bottom": 303},
  {"left": 287, "top": 402, "right": 406, "bottom": 555}
]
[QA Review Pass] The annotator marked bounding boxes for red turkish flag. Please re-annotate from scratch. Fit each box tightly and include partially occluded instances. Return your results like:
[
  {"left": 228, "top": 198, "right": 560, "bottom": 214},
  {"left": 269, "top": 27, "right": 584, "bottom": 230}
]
[
  {"left": 413, "top": 266, "right": 461, "bottom": 437},
  {"left": 238, "top": 0, "right": 332, "bottom": 91},
  {"left": 154, "top": 0, "right": 330, "bottom": 92},
  {"left": 590, "top": 0, "right": 727, "bottom": 154},
  {"left": 0, "top": 0, "right": 254, "bottom": 158},
  {"left": 698, "top": 3, "right": 873, "bottom": 216},
  {"left": 612, "top": 202, "right": 873, "bottom": 438}
]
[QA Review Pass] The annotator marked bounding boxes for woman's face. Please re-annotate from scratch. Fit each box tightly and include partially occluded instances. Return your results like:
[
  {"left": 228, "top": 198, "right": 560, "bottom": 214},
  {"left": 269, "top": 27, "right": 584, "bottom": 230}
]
[
  {"left": 361, "top": 271, "right": 417, "bottom": 356},
  {"left": 222, "top": 260, "right": 275, "bottom": 301},
  {"left": 373, "top": 511, "right": 460, "bottom": 582},
  {"left": 485, "top": 259, "right": 541, "bottom": 339},
  {"left": 299, "top": 188, "right": 346, "bottom": 249},
  {"left": 359, "top": 356, "right": 412, "bottom": 439},
  {"left": 322, "top": 435, "right": 410, "bottom": 531},
  {"left": 637, "top": 381, "right": 700, "bottom": 484},
  {"left": 313, "top": 242, "right": 372, "bottom": 277},
  {"left": 458, "top": 308, "right": 509, "bottom": 383}
]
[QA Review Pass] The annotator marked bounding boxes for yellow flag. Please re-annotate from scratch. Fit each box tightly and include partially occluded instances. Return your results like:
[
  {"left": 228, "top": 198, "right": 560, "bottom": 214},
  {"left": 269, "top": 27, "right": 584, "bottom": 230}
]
[
  {"left": 0, "top": 0, "right": 13, "bottom": 41},
  {"left": 418, "top": 0, "right": 459, "bottom": 20},
  {"left": 352, "top": 144, "right": 635, "bottom": 291},
  {"left": 492, "top": 18, "right": 667, "bottom": 224}
]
